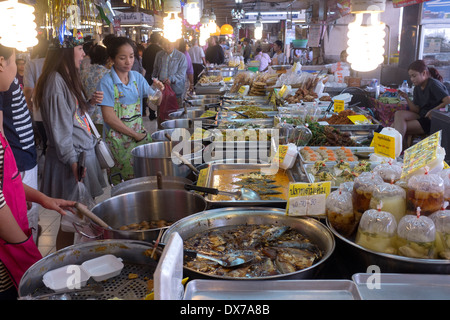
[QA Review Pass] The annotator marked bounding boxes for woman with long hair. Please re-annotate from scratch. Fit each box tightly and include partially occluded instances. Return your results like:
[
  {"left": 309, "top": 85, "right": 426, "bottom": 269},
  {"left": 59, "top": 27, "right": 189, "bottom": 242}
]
[
  {"left": 393, "top": 60, "right": 450, "bottom": 150},
  {"left": 34, "top": 33, "right": 106, "bottom": 249},
  {"left": 0, "top": 44, "right": 75, "bottom": 299},
  {"left": 97, "top": 37, "right": 164, "bottom": 184}
]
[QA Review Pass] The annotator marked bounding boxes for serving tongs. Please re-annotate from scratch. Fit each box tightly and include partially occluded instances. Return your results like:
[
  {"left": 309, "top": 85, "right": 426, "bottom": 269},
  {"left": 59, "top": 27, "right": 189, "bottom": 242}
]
[{"left": 154, "top": 242, "right": 256, "bottom": 268}]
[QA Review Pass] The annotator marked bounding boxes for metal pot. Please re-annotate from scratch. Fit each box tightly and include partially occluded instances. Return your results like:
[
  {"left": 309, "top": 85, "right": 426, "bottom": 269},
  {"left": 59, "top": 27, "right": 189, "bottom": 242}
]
[
  {"left": 326, "top": 220, "right": 450, "bottom": 274},
  {"left": 19, "top": 240, "right": 159, "bottom": 299},
  {"left": 110, "top": 175, "right": 193, "bottom": 197},
  {"left": 151, "top": 128, "right": 215, "bottom": 144},
  {"left": 169, "top": 108, "right": 217, "bottom": 121},
  {"left": 161, "top": 207, "right": 335, "bottom": 280},
  {"left": 131, "top": 141, "right": 204, "bottom": 178},
  {"left": 76, "top": 189, "right": 207, "bottom": 242},
  {"left": 161, "top": 118, "right": 217, "bottom": 130},
  {"left": 185, "top": 98, "right": 221, "bottom": 108}
]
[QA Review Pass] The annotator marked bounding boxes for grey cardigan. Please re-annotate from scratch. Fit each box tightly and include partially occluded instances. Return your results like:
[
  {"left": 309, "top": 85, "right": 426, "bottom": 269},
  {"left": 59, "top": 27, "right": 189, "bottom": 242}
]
[
  {"left": 40, "top": 72, "right": 96, "bottom": 166},
  {"left": 152, "top": 49, "right": 187, "bottom": 97}
]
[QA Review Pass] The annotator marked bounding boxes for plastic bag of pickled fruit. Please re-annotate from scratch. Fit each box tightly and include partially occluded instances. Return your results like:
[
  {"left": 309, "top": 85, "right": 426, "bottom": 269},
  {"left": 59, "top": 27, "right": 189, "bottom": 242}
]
[
  {"left": 397, "top": 208, "right": 436, "bottom": 259},
  {"left": 352, "top": 172, "right": 384, "bottom": 224},
  {"left": 372, "top": 160, "right": 403, "bottom": 183},
  {"left": 355, "top": 204, "right": 398, "bottom": 255},
  {"left": 439, "top": 169, "right": 450, "bottom": 209},
  {"left": 369, "top": 182, "right": 406, "bottom": 224},
  {"left": 429, "top": 202, "right": 450, "bottom": 259},
  {"left": 326, "top": 188, "right": 355, "bottom": 237},
  {"left": 406, "top": 169, "right": 445, "bottom": 216}
]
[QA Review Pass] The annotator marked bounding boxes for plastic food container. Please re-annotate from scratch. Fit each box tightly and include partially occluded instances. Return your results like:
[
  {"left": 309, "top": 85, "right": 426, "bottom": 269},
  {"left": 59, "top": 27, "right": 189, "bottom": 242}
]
[{"left": 42, "top": 255, "right": 124, "bottom": 292}]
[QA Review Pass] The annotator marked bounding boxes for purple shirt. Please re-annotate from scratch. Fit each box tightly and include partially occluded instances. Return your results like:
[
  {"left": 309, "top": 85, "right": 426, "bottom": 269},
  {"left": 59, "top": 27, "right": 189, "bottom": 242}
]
[{"left": 184, "top": 51, "right": 194, "bottom": 75}]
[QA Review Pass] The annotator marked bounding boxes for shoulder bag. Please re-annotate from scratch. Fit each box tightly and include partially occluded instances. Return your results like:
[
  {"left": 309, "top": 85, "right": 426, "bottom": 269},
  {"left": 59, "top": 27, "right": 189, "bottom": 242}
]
[{"left": 85, "top": 112, "right": 115, "bottom": 169}]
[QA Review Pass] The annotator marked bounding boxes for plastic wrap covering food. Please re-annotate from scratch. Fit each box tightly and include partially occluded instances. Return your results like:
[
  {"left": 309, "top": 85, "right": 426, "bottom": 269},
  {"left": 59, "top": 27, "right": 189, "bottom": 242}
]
[
  {"left": 439, "top": 169, "right": 450, "bottom": 209},
  {"left": 352, "top": 172, "right": 384, "bottom": 224},
  {"left": 340, "top": 181, "right": 354, "bottom": 193},
  {"left": 406, "top": 172, "right": 445, "bottom": 216},
  {"left": 326, "top": 189, "right": 355, "bottom": 237},
  {"left": 397, "top": 212, "right": 436, "bottom": 259},
  {"left": 355, "top": 208, "right": 398, "bottom": 254},
  {"left": 369, "top": 182, "right": 406, "bottom": 224},
  {"left": 372, "top": 161, "right": 403, "bottom": 183},
  {"left": 429, "top": 204, "right": 450, "bottom": 259}
]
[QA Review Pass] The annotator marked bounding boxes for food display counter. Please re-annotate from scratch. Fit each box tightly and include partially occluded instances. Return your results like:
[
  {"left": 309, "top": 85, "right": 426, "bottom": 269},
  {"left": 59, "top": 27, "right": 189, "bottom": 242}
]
[{"left": 19, "top": 66, "right": 450, "bottom": 301}]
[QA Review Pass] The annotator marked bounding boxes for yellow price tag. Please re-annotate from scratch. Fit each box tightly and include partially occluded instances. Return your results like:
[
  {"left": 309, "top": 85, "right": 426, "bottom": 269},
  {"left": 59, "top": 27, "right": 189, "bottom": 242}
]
[
  {"left": 279, "top": 85, "right": 288, "bottom": 98},
  {"left": 333, "top": 100, "right": 345, "bottom": 113},
  {"left": 286, "top": 182, "right": 331, "bottom": 216},
  {"left": 273, "top": 145, "right": 289, "bottom": 164},
  {"left": 347, "top": 115, "right": 372, "bottom": 124},
  {"left": 372, "top": 132, "right": 396, "bottom": 159},
  {"left": 444, "top": 161, "right": 449, "bottom": 169},
  {"left": 223, "top": 77, "right": 232, "bottom": 82},
  {"left": 238, "top": 86, "right": 247, "bottom": 95},
  {"left": 196, "top": 167, "right": 210, "bottom": 187}
]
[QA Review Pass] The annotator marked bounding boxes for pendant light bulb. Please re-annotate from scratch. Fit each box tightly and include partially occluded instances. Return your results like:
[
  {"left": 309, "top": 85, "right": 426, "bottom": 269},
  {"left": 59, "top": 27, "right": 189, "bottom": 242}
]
[
  {"left": 0, "top": 0, "right": 38, "bottom": 51},
  {"left": 347, "top": 12, "right": 386, "bottom": 72}
]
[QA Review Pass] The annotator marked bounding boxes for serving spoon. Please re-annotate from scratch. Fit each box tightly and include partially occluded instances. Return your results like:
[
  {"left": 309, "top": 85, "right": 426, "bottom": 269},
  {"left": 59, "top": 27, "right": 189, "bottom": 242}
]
[{"left": 184, "top": 184, "right": 260, "bottom": 201}]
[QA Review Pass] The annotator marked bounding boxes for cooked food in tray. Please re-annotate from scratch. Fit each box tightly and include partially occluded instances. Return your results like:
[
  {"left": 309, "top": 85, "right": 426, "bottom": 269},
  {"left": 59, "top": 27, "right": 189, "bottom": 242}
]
[
  {"left": 306, "top": 160, "right": 373, "bottom": 186},
  {"left": 300, "top": 146, "right": 359, "bottom": 162},
  {"left": 119, "top": 220, "right": 173, "bottom": 231},
  {"left": 318, "top": 109, "right": 374, "bottom": 125},
  {"left": 209, "top": 170, "right": 290, "bottom": 201},
  {"left": 234, "top": 110, "right": 269, "bottom": 119},
  {"left": 184, "top": 224, "right": 323, "bottom": 278}
]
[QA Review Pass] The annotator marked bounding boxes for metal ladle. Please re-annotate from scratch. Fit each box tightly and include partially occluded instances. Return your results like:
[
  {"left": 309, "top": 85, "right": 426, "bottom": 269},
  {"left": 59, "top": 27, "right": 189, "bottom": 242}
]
[
  {"left": 185, "top": 249, "right": 256, "bottom": 268},
  {"left": 184, "top": 184, "right": 261, "bottom": 201}
]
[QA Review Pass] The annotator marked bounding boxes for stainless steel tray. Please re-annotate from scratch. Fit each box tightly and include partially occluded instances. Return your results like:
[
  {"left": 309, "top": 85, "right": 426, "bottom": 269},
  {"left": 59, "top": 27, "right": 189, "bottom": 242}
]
[
  {"left": 201, "top": 157, "right": 307, "bottom": 207},
  {"left": 353, "top": 273, "right": 450, "bottom": 300},
  {"left": 320, "top": 106, "right": 381, "bottom": 131},
  {"left": 218, "top": 117, "right": 275, "bottom": 127},
  {"left": 183, "top": 279, "right": 361, "bottom": 300},
  {"left": 299, "top": 146, "right": 375, "bottom": 164},
  {"left": 303, "top": 161, "right": 380, "bottom": 190}
]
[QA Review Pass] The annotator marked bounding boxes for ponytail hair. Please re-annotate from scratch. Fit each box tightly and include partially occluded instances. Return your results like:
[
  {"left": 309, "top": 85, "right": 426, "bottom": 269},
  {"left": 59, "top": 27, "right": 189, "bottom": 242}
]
[{"left": 408, "top": 59, "right": 443, "bottom": 82}]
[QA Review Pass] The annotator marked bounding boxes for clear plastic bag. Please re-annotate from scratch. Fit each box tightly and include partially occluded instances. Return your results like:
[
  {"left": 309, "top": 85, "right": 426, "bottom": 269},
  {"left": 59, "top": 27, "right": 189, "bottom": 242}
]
[
  {"left": 429, "top": 203, "right": 450, "bottom": 259},
  {"left": 352, "top": 172, "right": 383, "bottom": 223},
  {"left": 355, "top": 207, "right": 398, "bottom": 254},
  {"left": 369, "top": 182, "right": 406, "bottom": 224},
  {"left": 372, "top": 160, "right": 403, "bottom": 183},
  {"left": 326, "top": 189, "right": 355, "bottom": 237},
  {"left": 439, "top": 169, "right": 450, "bottom": 209},
  {"left": 61, "top": 182, "right": 96, "bottom": 233},
  {"left": 406, "top": 171, "right": 444, "bottom": 216},
  {"left": 397, "top": 211, "right": 436, "bottom": 259}
]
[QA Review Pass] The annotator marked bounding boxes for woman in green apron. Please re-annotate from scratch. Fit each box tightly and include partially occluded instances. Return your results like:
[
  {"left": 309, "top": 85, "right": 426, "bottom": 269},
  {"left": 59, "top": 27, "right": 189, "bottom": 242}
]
[{"left": 98, "top": 37, "right": 164, "bottom": 183}]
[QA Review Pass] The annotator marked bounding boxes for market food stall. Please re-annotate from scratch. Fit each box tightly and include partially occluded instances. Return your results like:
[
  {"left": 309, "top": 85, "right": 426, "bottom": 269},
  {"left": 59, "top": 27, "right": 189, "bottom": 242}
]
[{"left": 17, "top": 62, "right": 450, "bottom": 301}]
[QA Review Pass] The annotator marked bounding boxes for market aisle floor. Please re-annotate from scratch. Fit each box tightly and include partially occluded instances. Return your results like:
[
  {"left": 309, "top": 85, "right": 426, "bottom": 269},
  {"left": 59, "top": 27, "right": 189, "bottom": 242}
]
[{"left": 37, "top": 117, "right": 158, "bottom": 257}]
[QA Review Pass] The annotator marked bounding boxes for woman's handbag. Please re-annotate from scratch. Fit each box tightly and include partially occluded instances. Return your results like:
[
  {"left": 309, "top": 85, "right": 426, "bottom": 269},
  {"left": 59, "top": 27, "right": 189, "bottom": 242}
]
[{"left": 85, "top": 113, "right": 115, "bottom": 169}]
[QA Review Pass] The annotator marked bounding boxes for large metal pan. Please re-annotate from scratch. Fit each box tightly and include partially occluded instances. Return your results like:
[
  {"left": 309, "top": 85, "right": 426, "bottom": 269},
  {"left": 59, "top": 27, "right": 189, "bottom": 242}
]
[
  {"left": 169, "top": 108, "right": 217, "bottom": 121},
  {"left": 326, "top": 220, "right": 450, "bottom": 274},
  {"left": 161, "top": 118, "right": 217, "bottom": 130},
  {"left": 151, "top": 128, "right": 215, "bottom": 144},
  {"left": 75, "top": 189, "right": 207, "bottom": 242},
  {"left": 131, "top": 141, "right": 204, "bottom": 178},
  {"left": 161, "top": 207, "right": 335, "bottom": 280},
  {"left": 18, "top": 240, "right": 159, "bottom": 299},
  {"left": 110, "top": 175, "right": 193, "bottom": 197}
]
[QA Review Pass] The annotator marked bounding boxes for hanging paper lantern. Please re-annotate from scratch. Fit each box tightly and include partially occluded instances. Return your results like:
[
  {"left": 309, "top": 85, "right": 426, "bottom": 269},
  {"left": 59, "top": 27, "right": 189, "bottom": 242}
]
[{"left": 220, "top": 24, "right": 233, "bottom": 35}]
